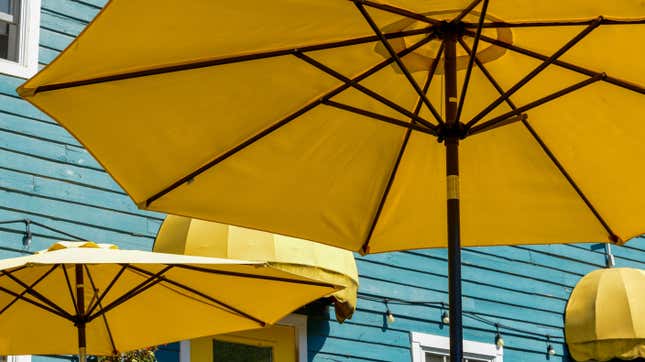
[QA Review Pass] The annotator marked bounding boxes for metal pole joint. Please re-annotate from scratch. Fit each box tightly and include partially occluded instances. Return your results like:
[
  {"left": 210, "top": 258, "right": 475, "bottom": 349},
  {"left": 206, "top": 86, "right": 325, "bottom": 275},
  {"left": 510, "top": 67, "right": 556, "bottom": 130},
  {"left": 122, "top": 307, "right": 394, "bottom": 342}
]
[
  {"left": 436, "top": 21, "right": 466, "bottom": 40},
  {"left": 437, "top": 123, "right": 468, "bottom": 143}
]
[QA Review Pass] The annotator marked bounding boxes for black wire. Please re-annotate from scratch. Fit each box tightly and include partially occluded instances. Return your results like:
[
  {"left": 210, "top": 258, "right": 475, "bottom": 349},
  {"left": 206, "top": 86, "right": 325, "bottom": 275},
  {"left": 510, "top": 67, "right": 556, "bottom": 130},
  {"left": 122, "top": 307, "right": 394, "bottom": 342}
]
[
  {"left": 0, "top": 218, "right": 86, "bottom": 241},
  {"left": 0, "top": 218, "right": 87, "bottom": 247},
  {"left": 30, "top": 221, "right": 85, "bottom": 241},
  {"left": 358, "top": 293, "right": 564, "bottom": 341},
  {"left": 0, "top": 219, "right": 24, "bottom": 225}
]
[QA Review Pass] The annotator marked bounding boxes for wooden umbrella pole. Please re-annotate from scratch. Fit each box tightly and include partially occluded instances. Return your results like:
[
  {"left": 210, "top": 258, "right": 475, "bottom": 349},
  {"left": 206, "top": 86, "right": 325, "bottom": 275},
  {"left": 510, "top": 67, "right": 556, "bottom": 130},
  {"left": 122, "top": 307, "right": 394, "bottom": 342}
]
[
  {"left": 76, "top": 264, "right": 87, "bottom": 362},
  {"left": 443, "top": 33, "right": 464, "bottom": 362}
]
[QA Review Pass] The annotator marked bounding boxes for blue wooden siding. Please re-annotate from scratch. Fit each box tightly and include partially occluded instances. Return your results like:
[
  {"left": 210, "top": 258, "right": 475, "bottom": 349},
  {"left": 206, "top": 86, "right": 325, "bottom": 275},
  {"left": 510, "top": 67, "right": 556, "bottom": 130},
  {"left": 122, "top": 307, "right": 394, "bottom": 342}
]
[
  {"left": 308, "top": 243, "right": 645, "bottom": 362},
  {"left": 0, "top": 2, "right": 643, "bottom": 362}
]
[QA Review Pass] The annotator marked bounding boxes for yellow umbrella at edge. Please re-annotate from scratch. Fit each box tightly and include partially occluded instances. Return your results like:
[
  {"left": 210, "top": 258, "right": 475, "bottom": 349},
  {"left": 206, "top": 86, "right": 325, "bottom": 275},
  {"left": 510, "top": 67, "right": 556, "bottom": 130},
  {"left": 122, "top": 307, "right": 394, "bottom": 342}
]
[
  {"left": 16, "top": 1, "right": 645, "bottom": 360},
  {"left": 565, "top": 268, "right": 645, "bottom": 361},
  {"left": 0, "top": 241, "right": 340, "bottom": 360}
]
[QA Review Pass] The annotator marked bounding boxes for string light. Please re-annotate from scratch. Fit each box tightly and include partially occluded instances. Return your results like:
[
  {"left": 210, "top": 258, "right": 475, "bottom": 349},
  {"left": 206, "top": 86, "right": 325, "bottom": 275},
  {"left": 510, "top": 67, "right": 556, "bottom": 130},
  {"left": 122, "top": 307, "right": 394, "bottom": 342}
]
[
  {"left": 440, "top": 302, "right": 450, "bottom": 325},
  {"left": 441, "top": 311, "right": 450, "bottom": 325},
  {"left": 494, "top": 323, "right": 504, "bottom": 349},
  {"left": 22, "top": 219, "right": 32, "bottom": 247},
  {"left": 361, "top": 293, "right": 565, "bottom": 352},
  {"left": 0, "top": 218, "right": 85, "bottom": 249},
  {"left": 546, "top": 335, "right": 556, "bottom": 356},
  {"left": 384, "top": 299, "right": 395, "bottom": 324}
]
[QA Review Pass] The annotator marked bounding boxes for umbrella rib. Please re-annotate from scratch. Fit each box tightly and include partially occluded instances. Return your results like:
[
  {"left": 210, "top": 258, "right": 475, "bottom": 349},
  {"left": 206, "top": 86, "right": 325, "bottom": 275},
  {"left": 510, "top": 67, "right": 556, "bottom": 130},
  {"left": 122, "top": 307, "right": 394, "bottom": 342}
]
[
  {"left": 123, "top": 264, "right": 267, "bottom": 327},
  {"left": 0, "top": 264, "right": 59, "bottom": 315},
  {"left": 30, "top": 27, "right": 432, "bottom": 94},
  {"left": 358, "top": 0, "right": 442, "bottom": 25},
  {"left": 86, "top": 265, "right": 127, "bottom": 317},
  {"left": 144, "top": 34, "right": 436, "bottom": 207},
  {"left": 293, "top": 51, "right": 438, "bottom": 131},
  {"left": 469, "top": 73, "right": 605, "bottom": 135},
  {"left": 455, "top": 0, "right": 489, "bottom": 122},
  {"left": 62, "top": 264, "right": 80, "bottom": 316},
  {"left": 88, "top": 265, "right": 173, "bottom": 322},
  {"left": 360, "top": 41, "right": 446, "bottom": 255},
  {"left": 353, "top": 0, "right": 445, "bottom": 125},
  {"left": 466, "top": 30, "right": 644, "bottom": 95},
  {"left": 452, "top": 0, "right": 483, "bottom": 23},
  {"left": 84, "top": 265, "right": 118, "bottom": 354},
  {"left": 459, "top": 38, "right": 620, "bottom": 242},
  {"left": 0, "top": 284, "right": 73, "bottom": 321},
  {"left": 323, "top": 99, "right": 437, "bottom": 136},
  {"left": 465, "top": 18, "right": 602, "bottom": 129},
  {"left": 1, "top": 268, "right": 74, "bottom": 319},
  {"left": 461, "top": 18, "right": 645, "bottom": 28}
]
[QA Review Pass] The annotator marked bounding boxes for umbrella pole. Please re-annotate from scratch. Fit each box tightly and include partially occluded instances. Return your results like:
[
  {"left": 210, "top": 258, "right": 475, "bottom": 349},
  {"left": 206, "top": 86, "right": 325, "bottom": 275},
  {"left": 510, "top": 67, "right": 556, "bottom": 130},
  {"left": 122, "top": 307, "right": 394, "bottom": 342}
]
[
  {"left": 75, "top": 264, "right": 87, "bottom": 362},
  {"left": 443, "top": 34, "right": 464, "bottom": 362}
]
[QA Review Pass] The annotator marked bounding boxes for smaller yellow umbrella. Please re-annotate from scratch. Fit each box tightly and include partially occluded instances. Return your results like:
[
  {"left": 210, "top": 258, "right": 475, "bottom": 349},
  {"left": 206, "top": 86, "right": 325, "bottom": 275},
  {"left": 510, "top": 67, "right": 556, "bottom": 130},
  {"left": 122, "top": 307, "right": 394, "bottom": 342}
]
[
  {"left": 0, "top": 241, "right": 340, "bottom": 360},
  {"left": 565, "top": 268, "right": 645, "bottom": 361},
  {"left": 153, "top": 215, "right": 359, "bottom": 322}
]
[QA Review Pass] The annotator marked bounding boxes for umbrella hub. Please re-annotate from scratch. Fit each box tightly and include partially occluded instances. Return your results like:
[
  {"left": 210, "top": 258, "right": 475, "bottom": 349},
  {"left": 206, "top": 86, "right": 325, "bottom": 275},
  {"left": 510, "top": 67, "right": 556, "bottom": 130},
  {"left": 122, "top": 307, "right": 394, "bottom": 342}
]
[
  {"left": 435, "top": 21, "right": 466, "bottom": 39},
  {"left": 437, "top": 122, "right": 468, "bottom": 142},
  {"left": 375, "top": 10, "right": 513, "bottom": 74}
]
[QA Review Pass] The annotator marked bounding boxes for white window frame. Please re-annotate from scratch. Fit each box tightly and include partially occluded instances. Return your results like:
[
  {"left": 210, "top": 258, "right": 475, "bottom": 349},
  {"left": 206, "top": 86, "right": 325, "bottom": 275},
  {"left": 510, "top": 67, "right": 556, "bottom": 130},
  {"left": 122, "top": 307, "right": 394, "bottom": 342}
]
[
  {"left": 0, "top": 0, "right": 41, "bottom": 78},
  {"left": 179, "top": 313, "right": 308, "bottom": 362},
  {"left": 0, "top": 356, "right": 31, "bottom": 362},
  {"left": 410, "top": 332, "right": 503, "bottom": 362}
]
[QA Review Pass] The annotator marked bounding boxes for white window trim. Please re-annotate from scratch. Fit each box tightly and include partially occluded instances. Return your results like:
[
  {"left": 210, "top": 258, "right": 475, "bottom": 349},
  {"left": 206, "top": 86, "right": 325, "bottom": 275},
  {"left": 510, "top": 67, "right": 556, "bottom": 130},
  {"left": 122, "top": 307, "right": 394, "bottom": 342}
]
[
  {"left": 2, "top": 356, "right": 31, "bottom": 362},
  {"left": 179, "top": 313, "right": 308, "bottom": 362},
  {"left": 279, "top": 314, "right": 308, "bottom": 362},
  {"left": 0, "top": 0, "right": 41, "bottom": 78},
  {"left": 410, "top": 332, "right": 503, "bottom": 362}
]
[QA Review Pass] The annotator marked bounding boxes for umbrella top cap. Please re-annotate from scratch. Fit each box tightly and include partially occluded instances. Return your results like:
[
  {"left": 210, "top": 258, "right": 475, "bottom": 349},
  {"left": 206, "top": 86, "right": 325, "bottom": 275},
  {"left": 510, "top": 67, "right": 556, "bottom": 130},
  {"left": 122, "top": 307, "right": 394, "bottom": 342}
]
[
  {"left": 41, "top": 241, "right": 119, "bottom": 253},
  {"left": 376, "top": 10, "right": 513, "bottom": 74}
]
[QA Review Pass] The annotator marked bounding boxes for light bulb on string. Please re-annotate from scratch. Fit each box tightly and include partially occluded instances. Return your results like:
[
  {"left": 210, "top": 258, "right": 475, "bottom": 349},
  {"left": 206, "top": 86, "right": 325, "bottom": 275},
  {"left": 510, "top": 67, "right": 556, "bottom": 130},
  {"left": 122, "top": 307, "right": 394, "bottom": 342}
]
[
  {"left": 494, "top": 324, "right": 504, "bottom": 349},
  {"left": 385, "top": 300, "right": 395, "bottom": 324},
  {"left": 22, "top": 219, "right": 32, "bottom": 248},
  {"left": 547, "top": 344, "right": 556, "bottom": 356},
  {"left": 546, "top": 335, "right": 556, "bottom": 356},
  {"left": 386, "top": 309, "right": 395, "bottom": 324},
  {"left": 441, "top": 311, "right": 450, "bottom": 325},
  {"left": 440, "top": 302, "right": 450, "bottom": 325}
]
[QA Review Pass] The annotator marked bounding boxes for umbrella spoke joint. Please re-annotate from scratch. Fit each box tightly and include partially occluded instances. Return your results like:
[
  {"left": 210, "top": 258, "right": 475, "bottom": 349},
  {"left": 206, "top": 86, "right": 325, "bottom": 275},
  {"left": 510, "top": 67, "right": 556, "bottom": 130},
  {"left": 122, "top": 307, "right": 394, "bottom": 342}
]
[{"left": 436, "top": 122, "right": 468, "bottom": 143}]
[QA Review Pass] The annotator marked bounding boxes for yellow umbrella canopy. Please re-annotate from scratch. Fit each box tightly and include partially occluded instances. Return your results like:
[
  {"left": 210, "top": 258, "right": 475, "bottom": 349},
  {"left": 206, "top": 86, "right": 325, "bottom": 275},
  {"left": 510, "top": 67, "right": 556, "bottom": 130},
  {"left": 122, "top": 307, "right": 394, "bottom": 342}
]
[
  {"left": 153, "top": 215, "right": 359, "bottom": 322},
  {"left": 17, "top": 1, "right": 645, "bottom": 360},
  {"left": 565, "top": 268, "right": 645, "bottom": 361},
  {"left": 17, "top": 0, "right": 644, "bottom": 253},
  {"left": 0, "top": 241, "right": 339, "bottom": 357}
]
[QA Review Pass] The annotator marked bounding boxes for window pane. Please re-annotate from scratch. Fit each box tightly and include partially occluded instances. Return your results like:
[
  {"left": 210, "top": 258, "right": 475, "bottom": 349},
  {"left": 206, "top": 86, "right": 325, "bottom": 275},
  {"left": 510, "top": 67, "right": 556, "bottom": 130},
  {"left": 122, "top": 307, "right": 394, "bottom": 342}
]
[
  {"left": 425, "top": 353, "right": 446, "bottom": 362},
  {"left": 212, "top": 339, "right": 273, "bottom": 362},
  {"left": 0, "top": 0, "right": 17, "bottom": 61},
  {"left": 0, "top": 0, "right": 12, "bottom": 15}
]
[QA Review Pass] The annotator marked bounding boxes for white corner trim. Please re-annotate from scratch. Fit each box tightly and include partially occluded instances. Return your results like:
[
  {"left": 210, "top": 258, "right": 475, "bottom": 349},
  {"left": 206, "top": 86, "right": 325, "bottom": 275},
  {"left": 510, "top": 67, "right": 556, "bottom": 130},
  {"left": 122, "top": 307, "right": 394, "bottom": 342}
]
[
  {"left": 7, "top": 356, "right": 31, "bottom": 362},
  {"left": 178, "top": 340, "right": 190, "bottom": 362},
  {"left": 179, "top": 313, "right": 308, "bottom": 362},
  {"left": 0, "top": 0, "right": 41, "bottom": 79},
  {"left": 279, "top": 313, "right": 308, "bottom": 362},
  {"left": 410, "top": 332, "right": 503, "bottom": 362}
]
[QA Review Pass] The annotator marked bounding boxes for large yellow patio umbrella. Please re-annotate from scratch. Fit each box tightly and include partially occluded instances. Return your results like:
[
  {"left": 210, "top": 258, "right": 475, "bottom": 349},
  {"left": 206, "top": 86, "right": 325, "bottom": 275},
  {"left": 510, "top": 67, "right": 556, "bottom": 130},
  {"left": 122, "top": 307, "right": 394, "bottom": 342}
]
[
  {"left": 0, "top": 241, "right": 339, "bottom": 359},
  {"left": 17, "top": 1, "right": 645, "bottom": 360}
]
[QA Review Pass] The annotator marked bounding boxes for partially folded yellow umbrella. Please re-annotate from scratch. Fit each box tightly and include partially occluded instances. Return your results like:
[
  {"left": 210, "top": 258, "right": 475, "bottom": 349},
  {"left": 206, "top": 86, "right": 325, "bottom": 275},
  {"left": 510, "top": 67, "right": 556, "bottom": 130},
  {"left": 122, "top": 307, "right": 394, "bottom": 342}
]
[
  {"left": 153, "top": 215, "right": 359, "bottom": 322},
  {"left": 17, "top": 1, "right": 645, "bottom": 359},
  {"left": 0, "top": 241, "right": 339, "bottom": 359}
]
